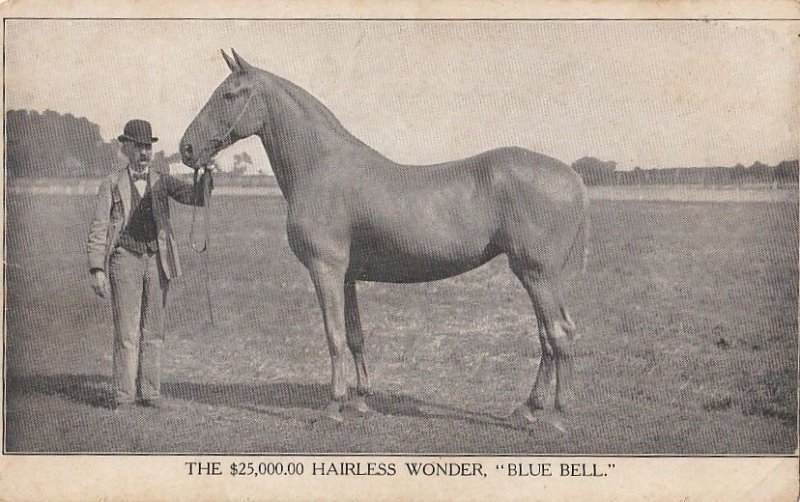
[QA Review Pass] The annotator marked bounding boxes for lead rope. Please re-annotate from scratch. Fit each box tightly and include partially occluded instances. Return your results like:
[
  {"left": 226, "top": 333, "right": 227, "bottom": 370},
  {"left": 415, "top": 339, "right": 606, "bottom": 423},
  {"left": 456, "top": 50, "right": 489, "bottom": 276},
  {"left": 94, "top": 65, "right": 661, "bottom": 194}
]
[{"left": 190, "top": 167, "right": 215, "bottom": 326}]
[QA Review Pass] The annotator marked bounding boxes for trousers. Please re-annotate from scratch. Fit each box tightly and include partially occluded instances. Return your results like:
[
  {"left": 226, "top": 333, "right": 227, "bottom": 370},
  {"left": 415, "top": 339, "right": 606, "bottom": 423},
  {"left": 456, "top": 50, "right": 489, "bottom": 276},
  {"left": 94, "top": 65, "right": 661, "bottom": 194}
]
[{"left": 108, "top": 246, "right": 169, "bottom": 404}]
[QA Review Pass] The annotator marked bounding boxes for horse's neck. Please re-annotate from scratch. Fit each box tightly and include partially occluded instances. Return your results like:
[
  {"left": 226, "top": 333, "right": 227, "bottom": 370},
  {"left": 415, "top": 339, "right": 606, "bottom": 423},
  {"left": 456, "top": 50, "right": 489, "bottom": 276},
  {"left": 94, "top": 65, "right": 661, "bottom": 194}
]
[{"left": 255, "top": 72, "right": 379, "bottom": 198}]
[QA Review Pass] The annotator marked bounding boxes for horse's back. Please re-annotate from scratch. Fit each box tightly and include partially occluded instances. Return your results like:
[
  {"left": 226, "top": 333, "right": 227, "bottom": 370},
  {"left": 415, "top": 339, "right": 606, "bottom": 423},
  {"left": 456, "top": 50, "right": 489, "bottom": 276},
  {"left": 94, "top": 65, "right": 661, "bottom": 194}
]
[{"left": 338, "top": 146, "right": 586, "bottom": 282}]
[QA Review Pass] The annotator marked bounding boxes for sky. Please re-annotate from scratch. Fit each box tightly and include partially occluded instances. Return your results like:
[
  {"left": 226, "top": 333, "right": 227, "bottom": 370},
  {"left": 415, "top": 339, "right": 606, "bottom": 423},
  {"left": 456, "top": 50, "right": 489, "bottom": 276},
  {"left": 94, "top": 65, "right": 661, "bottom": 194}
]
[{"left": 5, "top": 19, "right": 799, "bottom": 173}]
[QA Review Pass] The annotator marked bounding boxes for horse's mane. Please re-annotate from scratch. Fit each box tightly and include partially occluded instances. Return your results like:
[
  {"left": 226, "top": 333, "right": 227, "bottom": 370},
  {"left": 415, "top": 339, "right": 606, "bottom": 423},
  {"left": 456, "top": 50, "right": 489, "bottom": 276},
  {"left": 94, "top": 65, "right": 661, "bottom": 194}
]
[{"left": 260, "top": 69, "right": 375, "bottom": 150}]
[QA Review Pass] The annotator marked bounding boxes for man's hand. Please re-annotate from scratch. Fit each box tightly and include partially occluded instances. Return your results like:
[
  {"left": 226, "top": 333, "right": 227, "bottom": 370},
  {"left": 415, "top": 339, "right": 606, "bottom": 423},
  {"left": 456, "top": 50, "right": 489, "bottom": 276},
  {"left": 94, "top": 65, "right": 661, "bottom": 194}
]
[{"left": 90, "top": 270, "right": 110, "bottom": 299}]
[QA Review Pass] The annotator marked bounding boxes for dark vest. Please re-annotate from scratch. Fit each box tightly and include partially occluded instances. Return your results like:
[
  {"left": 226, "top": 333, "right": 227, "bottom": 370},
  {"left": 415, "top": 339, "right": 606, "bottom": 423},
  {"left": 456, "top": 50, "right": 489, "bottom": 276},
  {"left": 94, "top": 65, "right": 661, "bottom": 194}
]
[{"left": 118, "top": 179, "right": 159, "bottom": 254}]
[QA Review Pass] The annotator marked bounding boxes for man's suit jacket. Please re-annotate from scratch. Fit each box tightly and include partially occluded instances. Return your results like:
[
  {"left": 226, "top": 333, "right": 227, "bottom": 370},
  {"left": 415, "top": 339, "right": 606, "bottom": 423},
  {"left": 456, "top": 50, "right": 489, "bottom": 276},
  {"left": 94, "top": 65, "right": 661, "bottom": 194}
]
[{"left": 87, "top": 165, "right": 207, "bottom": 280}]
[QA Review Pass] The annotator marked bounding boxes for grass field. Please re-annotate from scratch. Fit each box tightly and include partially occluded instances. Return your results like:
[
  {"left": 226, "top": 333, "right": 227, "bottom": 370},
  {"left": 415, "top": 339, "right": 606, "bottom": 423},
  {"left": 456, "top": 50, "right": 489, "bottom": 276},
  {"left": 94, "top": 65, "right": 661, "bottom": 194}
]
[{"left": 4, "top": 193, "right": 797, "bottom": 454}]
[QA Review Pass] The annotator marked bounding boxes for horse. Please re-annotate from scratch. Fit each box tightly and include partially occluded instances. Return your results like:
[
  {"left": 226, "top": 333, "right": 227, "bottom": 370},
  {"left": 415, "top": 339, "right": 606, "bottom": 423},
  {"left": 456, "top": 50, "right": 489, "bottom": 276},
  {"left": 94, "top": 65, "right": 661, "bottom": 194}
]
[{"left": 180, "top": 49, "right": 589, "bottom": 424}]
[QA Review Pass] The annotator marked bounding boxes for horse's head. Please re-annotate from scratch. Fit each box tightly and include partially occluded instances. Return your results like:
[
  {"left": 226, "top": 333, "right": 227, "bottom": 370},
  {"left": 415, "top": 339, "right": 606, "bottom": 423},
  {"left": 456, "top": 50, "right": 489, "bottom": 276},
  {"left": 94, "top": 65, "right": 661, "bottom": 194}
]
[{"left": 180, "top": 49, "right": 264, "bottom": 170}]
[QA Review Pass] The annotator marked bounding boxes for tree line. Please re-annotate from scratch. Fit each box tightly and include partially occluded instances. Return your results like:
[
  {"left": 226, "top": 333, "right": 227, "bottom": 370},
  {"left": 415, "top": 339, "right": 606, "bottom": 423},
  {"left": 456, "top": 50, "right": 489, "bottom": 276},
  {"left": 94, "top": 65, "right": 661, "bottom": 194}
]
[
  {"left": 6, "top": 109, "right": 124, "bottom": 178},
  {"left": 572, "top": 157, "right": 799, "bottom": 187},
  {"left": 5, "top": 109, "right": 258, "bottom": 178},
  {"left": 5, "top": 109, "right": 799, "bottom": 186}
]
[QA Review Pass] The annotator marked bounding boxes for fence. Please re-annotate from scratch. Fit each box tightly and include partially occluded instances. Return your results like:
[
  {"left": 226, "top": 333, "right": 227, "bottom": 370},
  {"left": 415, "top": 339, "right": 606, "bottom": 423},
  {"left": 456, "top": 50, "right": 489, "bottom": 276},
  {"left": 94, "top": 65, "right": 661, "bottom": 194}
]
[{"left": 5, "top": 179, "right": 798, "bottom": 203}]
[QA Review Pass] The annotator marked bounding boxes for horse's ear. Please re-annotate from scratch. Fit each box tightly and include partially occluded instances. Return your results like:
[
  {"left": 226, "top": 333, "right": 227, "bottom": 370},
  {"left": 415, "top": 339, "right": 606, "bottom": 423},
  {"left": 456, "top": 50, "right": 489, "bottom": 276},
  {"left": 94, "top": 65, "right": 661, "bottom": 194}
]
[
  {"left": 230, "top": 48, "right": 253, "bottom": 73},
  {"left": 221, "top": 49, "right": 237, "bottom": 73}
]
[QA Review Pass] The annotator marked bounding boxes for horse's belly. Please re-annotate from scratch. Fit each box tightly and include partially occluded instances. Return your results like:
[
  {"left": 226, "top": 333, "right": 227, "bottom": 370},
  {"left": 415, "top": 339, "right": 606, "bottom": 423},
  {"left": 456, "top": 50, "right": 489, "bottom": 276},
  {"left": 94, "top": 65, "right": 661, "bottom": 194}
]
[
  {"left": 349, "top": 229, "right": 500, "bottom": 283},
  {"left": 351, "top": 256, "right": 492, "bottom": 283},
  {"left": 348, "top": 178, "right": 502, "bottom": 282}
]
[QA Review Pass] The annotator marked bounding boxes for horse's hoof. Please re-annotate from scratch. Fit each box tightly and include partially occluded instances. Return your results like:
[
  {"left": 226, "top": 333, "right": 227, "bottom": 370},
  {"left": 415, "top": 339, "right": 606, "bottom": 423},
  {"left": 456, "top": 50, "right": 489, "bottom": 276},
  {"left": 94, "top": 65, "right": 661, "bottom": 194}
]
[
  {"left": 312, "top": 400, "right": 345, "bottom": 424},
  {"left": 312, "top": 413, "right": 343, "bottom": 426},
  {"left": 345, "top": 396, "right": 374, "bottom": 417},
  {"left": 507, "top": 405, "right": 537, "bottom": 425},
  {"left": 549, "top": 413, "right": 568, "bottom": 434}
]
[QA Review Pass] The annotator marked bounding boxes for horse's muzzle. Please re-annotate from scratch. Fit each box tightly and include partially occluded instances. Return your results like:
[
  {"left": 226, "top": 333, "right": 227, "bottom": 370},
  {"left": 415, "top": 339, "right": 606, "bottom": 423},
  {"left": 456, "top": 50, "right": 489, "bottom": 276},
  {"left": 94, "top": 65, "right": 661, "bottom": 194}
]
[
  {"left": 180, "top": 142, "right": 197, "bottom": 168},
  {"left": 181, "top": 139, "right": 224, "bottom": 170}
]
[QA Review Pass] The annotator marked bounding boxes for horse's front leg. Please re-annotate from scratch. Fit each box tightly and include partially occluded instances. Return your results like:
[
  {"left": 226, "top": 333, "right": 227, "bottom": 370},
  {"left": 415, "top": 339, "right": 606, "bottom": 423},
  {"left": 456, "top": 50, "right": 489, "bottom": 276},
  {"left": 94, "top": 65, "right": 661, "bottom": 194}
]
[{"left": 308, "top": 262, "right": 348, "bottom": 422}]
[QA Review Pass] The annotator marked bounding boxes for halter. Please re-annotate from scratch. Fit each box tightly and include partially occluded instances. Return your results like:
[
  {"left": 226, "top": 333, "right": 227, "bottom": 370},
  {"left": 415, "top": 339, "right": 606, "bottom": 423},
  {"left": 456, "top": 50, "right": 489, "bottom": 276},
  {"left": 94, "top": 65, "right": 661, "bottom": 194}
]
[
  {"left": 190, "top": 88, "right": 259, "bottom": 250},
  {"left": 212, "top": 89, "right": 257, "bottom": 146}
]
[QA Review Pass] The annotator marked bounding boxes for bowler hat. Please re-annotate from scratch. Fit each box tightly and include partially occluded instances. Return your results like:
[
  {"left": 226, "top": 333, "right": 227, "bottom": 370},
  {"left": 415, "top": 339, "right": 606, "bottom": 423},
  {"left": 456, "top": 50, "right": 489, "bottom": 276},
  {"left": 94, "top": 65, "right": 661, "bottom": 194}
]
[{"left": 118, "top": 119, "right": 158, "bottom": 144}]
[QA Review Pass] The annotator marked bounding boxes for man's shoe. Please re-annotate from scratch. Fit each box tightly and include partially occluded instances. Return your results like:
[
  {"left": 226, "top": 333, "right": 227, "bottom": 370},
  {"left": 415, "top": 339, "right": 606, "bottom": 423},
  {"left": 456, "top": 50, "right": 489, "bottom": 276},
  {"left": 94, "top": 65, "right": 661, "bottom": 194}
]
[{"left": 140, "top": 399, "right": 173, "bottom": 410}]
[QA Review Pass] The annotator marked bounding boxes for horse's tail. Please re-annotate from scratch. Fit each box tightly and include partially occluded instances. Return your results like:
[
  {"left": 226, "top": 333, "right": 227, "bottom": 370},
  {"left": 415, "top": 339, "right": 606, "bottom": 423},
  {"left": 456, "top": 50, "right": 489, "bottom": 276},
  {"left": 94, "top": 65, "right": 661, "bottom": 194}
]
[
  {"left": 579, "top": 202, "right": 590, "bottom": 274},
  {"left": 561, "top": 184, "right": 590, "bottom": 276}
]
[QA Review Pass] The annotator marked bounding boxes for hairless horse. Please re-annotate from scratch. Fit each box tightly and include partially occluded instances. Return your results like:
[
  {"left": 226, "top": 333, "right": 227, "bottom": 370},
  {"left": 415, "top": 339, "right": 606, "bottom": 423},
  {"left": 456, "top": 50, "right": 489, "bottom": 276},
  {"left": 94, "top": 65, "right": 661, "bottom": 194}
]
[{"left": 180, "top": 49, "right": 589, "bottom": 425}]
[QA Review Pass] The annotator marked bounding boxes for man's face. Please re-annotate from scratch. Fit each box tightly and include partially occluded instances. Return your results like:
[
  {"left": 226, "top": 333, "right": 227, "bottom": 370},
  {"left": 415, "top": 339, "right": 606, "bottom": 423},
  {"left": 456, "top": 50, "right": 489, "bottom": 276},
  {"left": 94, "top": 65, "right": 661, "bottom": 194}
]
[{"left": 122, "top": 141, "right": 153, "bottom": 170}]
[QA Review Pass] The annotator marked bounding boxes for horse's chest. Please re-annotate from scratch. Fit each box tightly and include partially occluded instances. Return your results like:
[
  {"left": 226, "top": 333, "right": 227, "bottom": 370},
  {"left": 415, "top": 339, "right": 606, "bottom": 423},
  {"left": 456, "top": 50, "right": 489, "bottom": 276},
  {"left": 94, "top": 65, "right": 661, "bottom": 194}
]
[{"left": 285, "top": 202, "right": 351, "bottom": 266}]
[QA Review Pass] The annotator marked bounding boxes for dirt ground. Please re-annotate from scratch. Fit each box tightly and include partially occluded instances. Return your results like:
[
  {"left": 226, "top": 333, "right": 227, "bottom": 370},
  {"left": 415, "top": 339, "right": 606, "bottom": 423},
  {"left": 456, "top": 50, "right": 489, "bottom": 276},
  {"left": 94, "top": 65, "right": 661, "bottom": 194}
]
[{"left": 4, "top": 193, "right": 797, "bottom": 454}]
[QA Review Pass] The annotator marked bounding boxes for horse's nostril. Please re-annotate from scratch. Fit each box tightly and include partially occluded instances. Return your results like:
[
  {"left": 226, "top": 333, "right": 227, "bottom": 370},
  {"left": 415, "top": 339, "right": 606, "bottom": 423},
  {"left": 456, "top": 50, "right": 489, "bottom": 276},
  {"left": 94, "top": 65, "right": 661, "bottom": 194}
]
[{"left": 182, "top": 143, "right": 193, "bottom": 157}]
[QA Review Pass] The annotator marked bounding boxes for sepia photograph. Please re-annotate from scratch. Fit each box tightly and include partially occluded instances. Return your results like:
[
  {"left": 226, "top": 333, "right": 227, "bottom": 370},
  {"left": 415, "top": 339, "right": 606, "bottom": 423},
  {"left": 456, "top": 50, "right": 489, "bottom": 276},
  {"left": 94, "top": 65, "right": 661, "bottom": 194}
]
[{"left": 3, "top": 12, "right": 797, "bottom": 466}]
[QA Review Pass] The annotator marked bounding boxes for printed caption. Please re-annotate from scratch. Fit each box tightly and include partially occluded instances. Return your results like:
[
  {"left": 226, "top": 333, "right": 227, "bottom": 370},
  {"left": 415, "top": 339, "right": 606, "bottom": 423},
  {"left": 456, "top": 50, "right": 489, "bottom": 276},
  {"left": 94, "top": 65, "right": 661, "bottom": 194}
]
[{"left": 185, "top": 461, "right": 617, "bottom": 479}]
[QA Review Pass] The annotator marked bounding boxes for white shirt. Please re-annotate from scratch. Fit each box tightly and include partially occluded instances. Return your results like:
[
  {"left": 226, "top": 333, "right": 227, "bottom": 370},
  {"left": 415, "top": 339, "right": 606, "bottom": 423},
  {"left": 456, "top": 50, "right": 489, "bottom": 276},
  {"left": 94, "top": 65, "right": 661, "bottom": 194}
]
[{"left": 129, "top": 167, "right": 149, "bottom": 196}]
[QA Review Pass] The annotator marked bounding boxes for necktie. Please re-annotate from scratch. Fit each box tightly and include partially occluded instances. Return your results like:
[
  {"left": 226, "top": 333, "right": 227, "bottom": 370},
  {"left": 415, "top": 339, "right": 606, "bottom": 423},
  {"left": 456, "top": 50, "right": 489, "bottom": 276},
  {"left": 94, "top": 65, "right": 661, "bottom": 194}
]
[{"left": 131, "top": 171, "right": 147, "bottom": 182}]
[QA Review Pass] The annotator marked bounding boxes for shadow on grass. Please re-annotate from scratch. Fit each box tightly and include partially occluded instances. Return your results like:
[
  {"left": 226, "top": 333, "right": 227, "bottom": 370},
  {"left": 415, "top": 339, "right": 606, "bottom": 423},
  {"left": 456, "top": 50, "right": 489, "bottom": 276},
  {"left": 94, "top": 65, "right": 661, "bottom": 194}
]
[
  {"left": 8, "top": 373, "right": 113, "bottom": 409},
  {"left": 7, "top": 373, "right": 525, "bottom": 432}
]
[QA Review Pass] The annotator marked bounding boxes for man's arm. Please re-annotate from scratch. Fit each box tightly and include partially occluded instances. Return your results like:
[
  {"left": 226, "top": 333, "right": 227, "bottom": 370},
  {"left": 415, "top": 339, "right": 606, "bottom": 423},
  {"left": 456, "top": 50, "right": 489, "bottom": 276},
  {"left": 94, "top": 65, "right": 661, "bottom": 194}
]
[
  {"left": 163, "top": 171, "right": 213, "bottom": 206},
  {"left": 87, "top": 176, "right": 113, "bottom": 298}
]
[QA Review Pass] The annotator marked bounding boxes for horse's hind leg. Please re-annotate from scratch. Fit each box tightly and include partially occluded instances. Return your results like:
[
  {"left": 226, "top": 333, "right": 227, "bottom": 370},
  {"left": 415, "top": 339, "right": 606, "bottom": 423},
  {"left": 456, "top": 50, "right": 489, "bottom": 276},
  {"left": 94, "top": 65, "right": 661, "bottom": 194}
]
[
  {"left": 530, "top": 317, "right": 555, "bottom": 411},
  {"left": 344, "top": 281, "right": 372, "bottom": 415},
  {"left": 509, "top": 315, "right": 554, "bottom": 424},
  {"left": 511, "top": 266, "right": 575, "bottom": 418}
]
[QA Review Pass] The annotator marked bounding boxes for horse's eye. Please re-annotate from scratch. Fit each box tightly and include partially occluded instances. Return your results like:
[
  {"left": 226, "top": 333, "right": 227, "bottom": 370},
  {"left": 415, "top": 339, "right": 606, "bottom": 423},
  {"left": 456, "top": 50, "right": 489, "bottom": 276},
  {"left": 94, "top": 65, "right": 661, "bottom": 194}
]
[{"left": 223, "top": 91, "right": 236, "bottom": 100}]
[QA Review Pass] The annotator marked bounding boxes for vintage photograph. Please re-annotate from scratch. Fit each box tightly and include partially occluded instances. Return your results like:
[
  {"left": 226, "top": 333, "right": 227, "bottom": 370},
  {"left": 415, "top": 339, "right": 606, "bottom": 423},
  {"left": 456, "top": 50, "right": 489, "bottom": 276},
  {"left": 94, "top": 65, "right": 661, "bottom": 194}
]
[{"left": 4, "top": 18, "right": 797, "bottom": 456}]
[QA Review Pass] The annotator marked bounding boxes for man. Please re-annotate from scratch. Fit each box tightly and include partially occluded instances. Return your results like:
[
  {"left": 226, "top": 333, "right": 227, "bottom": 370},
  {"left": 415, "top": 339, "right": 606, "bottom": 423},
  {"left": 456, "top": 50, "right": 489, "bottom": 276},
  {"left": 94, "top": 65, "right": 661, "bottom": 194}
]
[{"left": 87, "top": 119, "right": 211, "bottom": 411}]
